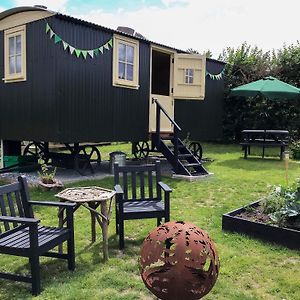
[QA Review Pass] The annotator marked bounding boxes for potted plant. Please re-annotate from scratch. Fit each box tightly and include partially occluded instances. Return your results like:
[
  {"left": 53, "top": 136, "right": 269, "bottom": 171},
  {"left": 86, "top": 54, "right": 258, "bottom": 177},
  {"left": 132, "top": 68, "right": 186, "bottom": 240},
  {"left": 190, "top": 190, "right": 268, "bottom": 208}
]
[
  {"left": 38, "top": 163, "right": 63, "bottom": 190},
  {"left": 222, "top": 179, "right": 300, "bottom": 249}
]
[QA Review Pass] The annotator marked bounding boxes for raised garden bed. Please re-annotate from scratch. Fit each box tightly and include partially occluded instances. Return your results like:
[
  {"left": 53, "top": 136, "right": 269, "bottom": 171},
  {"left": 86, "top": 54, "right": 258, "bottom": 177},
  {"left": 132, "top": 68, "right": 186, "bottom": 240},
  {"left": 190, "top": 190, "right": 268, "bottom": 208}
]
[{"left": 222, "top": 200, "right": 300, "bottom": 250}]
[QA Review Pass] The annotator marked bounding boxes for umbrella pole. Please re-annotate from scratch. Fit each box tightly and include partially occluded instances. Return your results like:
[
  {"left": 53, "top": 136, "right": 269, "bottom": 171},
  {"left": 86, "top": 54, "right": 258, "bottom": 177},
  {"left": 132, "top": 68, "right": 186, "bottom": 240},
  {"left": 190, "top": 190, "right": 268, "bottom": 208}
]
[{"left": 283, "top": 151, "right": 289, "bottom": 186}]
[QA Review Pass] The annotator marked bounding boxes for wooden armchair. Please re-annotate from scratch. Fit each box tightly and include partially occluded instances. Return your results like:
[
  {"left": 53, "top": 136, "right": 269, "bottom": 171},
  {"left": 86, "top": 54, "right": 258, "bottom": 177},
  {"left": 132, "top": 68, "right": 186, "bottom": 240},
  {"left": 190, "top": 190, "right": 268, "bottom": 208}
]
[
  {"left": 114, "top": 160, "right": 171, "bottom": 249},
  {"left": 0, "top": 176, "right": 75, "bottom": 295}
]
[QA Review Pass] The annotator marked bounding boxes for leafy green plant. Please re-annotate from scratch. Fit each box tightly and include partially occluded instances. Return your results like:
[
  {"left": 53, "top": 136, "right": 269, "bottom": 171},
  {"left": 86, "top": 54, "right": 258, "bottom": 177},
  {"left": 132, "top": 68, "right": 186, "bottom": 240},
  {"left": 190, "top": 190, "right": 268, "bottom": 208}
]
[
  {"left": 262, "top": 186, "right": 287, "bottom": 214},
  {"left": 263, "top": 180, "right": 300, "bottom": 228},
  {"left": 38, "top": 163, "right": 57, "bottom": 184}
]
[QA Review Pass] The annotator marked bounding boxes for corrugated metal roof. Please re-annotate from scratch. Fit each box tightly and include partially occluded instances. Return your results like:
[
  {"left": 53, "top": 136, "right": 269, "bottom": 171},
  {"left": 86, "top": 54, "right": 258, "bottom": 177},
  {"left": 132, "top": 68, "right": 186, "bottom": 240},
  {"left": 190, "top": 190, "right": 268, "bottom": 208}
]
[{"left": 0, "top": 6, "right": 226, "bottom": 64}]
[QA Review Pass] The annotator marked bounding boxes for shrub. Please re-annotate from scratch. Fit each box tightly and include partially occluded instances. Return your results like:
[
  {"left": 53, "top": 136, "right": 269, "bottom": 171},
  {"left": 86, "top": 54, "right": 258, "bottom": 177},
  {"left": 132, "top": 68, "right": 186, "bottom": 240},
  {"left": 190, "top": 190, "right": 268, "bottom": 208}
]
[{"left": 290, "top": 140, "right": 300, "bottom": 160}]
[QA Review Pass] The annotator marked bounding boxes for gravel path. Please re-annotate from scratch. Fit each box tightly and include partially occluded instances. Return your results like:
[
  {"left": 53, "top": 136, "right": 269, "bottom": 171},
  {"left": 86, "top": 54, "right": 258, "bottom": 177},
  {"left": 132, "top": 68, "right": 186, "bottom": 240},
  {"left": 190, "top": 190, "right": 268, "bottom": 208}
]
[{"left": 0, "top": 158, "right": 173, "bottom": 186}]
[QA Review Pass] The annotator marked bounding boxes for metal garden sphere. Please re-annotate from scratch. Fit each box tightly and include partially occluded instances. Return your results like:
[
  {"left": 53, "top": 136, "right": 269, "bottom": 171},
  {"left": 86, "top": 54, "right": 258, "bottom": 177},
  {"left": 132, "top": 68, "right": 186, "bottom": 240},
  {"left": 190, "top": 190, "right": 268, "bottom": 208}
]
[{"left": 139, "top": 221, "right": 219, "bottom": 300}]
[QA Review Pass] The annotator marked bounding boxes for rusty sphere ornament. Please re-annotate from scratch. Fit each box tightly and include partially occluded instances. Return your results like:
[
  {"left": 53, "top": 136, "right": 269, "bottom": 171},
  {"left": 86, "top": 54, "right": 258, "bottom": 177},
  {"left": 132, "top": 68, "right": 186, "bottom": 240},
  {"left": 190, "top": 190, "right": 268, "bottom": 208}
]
[{"left": 139, "top": 221, "right": 219, "bottom": 300}]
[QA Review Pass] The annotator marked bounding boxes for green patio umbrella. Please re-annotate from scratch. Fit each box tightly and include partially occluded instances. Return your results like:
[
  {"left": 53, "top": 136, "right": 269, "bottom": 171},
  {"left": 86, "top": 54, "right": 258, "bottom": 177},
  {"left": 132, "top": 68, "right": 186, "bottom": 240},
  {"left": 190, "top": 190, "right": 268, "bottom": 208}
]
[{"left": 230, "top": 76, "right": 300, "bottom": 100}]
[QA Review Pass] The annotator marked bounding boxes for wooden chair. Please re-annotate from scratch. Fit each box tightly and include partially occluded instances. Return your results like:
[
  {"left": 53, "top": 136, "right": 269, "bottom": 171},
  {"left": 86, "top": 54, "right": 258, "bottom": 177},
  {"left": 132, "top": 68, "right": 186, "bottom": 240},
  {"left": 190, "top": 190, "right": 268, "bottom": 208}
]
[
  {"left": 114, "top": 160, "right": 171, "bottom": 249},
  {"left": 0, "top": 176, "right": 75, "bottom": 295}
]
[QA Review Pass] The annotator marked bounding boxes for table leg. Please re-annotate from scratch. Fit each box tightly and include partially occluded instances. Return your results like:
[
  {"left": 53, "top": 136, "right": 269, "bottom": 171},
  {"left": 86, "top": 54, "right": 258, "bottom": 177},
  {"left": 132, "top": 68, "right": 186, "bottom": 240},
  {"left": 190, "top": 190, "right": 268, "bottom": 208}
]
[
  {"left": 89, "top": 203, "right": 96, "bottom": 243},
  {"left": 101, "top": 201, "right": 109, "bottom": 261},
  {"left": 58, "top": 207, "right": 64, "bottom": 253}
]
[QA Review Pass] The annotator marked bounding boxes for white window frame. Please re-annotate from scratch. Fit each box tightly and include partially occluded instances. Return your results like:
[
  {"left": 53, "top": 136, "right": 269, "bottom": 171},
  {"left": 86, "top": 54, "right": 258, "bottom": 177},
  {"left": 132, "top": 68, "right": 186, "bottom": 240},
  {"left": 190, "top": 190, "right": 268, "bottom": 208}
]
[
  {"left": 185, "top": 68, "right": 194, "bottom": 84},
  {"left": 113, "top": 34, "right": 139, "bottom": 89},
  {"left": 4, "top": 25, "right": 27, "bottom": 83}
]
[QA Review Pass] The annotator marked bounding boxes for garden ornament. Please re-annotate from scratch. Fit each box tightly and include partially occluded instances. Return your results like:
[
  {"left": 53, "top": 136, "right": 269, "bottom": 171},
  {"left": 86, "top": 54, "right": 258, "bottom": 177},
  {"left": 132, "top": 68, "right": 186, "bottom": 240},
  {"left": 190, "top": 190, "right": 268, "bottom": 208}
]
[{"left": 139, "top": 221, "right": 219, "bottom": 300}]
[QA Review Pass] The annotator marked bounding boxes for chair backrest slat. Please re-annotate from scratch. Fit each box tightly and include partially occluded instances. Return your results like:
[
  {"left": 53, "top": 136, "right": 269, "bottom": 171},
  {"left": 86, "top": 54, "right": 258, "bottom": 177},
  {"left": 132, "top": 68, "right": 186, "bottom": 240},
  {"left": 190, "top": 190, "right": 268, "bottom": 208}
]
[
  {"left": 131, "top": 171, "right": 137, "bottom": 199},
  {"left": 140, "top": 171, "right": 145, "bottom": 199},
  {"left": 0, "top": 194, "right": 10, "bottom": 231},
  {"left": 18, "top": 177, "right": 34, "bottom": 218},
  {"left": 14, "top": 191, "right": 25, "bottom": 217},
  {"left": 123, "top": 172, "right": 128, "bottom": 200},
  {"left": 114, "top": 161, "right": 161, "bottom": 202},
  {"left": 7, "top": 193, "right": 18, "bottom": 228},
  {"left": 148, "top": 170, "right": 153, "bottom": 199}
]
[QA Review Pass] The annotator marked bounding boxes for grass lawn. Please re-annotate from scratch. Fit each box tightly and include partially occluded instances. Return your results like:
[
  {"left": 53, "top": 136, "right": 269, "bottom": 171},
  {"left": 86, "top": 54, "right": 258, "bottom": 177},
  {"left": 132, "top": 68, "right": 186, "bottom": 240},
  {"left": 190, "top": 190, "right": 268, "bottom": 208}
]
[{"left": 0, "top": 143, "right": 299, "bottom": 300}]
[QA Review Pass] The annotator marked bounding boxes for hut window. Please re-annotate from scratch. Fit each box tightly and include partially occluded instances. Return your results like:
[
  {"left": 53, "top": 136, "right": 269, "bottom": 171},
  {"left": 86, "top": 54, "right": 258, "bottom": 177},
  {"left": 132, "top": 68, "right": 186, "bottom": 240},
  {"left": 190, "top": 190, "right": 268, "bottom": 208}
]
[
  {"left": 113, "top": 35, "right": 139, "bottom": 89},
  {"left": 185, "top": 68, "right": 194, "bottom": 84},
  {"left": 4, "top": 25, "right": 26, "bottom": 83}
]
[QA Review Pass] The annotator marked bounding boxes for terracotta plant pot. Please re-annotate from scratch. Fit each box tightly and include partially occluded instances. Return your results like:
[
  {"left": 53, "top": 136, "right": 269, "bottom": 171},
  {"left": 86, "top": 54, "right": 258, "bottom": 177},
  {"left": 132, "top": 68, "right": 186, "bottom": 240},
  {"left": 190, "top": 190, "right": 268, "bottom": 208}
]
[{"left": 38, "top": 179, "right": 64, "bottom": 191}]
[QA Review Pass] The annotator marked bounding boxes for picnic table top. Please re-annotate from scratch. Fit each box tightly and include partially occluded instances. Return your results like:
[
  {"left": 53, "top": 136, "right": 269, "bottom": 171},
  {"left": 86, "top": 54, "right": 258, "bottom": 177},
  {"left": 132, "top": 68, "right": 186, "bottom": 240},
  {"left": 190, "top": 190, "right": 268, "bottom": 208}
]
[
  {"left": 242, "top": 129, "right": 289, "bottom": 134},
  {"left": 55, "top": 187, "right": 116, "bottom": 203}
]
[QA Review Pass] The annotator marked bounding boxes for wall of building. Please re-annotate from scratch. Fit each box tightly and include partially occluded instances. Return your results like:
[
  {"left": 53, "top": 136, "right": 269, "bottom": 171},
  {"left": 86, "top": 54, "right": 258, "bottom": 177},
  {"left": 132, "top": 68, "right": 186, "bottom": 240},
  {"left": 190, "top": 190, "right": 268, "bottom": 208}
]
[{"left": 0, "top": 15, "right": 150, "bottom": 143}]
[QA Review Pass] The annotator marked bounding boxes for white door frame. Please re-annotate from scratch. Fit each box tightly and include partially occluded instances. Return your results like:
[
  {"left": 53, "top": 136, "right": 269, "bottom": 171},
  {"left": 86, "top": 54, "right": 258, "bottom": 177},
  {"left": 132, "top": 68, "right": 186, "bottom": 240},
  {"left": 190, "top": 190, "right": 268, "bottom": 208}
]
[{"left": 149, "top": 45, "right": 176, "bottom": 133}]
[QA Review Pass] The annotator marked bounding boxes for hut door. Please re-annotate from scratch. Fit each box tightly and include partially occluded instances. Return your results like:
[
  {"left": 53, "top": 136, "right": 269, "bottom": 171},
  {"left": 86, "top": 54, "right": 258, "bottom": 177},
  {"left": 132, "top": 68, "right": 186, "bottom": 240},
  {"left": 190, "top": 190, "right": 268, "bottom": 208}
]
[
  {"left": 149, "top": 48, "right": 174, "bottom": 133},
  {"left": 173, "top": 53, "right": 206, "bottom": 100}
]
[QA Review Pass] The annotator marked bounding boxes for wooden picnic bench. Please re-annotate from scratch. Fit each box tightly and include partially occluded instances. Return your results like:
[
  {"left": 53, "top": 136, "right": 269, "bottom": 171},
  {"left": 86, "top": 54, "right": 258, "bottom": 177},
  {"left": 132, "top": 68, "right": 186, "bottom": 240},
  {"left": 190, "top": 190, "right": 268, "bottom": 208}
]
[{"left": 240, "top": 130, "right": 289, "bottom": 159}]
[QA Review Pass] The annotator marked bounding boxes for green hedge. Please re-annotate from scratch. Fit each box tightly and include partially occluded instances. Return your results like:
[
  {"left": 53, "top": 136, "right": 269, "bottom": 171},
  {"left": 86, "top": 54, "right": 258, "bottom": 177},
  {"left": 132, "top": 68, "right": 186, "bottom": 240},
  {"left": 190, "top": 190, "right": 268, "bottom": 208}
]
[{"left": 219, "top": 42, "right": 300, "bottom": 141}]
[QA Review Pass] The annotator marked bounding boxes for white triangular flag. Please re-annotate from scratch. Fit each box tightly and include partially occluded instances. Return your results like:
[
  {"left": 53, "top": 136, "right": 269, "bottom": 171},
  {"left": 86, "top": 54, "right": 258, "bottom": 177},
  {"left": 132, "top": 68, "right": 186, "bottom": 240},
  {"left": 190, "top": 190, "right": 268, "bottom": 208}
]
[
  {"left": 62, "top": 41, "right": 69, "bottom": 50},
  {"left": 104, "top": 43, "right": 109, "bottom": 50},
  {"left": 88, "top": 50, "right": 94, "bottom": 58},
  {"left": 69, "top": 46, "right": 75, "bottom": 55},
  {"left": 50, "top": 29, "right": 55, "bottom": 39}
]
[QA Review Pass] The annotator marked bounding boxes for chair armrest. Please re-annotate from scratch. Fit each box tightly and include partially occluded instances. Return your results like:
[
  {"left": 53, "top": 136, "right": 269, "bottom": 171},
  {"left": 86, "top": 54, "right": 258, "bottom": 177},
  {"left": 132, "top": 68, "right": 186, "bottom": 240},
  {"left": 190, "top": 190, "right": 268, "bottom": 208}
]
[
  {"left": 0, "top": 216, "right": 40, "bottom": 224},
  {"left": 28, "top": 201, "right": 76, "bottom": 209},
  {"left": 114, "top": 184, "right": 124, "bottom": 195},
  {"left": 158, "top": 181, "right": 172, "bottom": 193}
]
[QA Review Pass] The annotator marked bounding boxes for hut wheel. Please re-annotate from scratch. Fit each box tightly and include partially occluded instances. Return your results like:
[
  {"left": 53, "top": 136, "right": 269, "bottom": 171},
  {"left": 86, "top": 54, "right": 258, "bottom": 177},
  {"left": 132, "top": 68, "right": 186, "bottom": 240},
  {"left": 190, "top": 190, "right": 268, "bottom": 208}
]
[
  {"left": 23, "top": 142, "right": 49, "bottom": 163},
  {"left": 132, "top": 141, "right": 150, "bottom": 159},
  {"left": 188, "top": 142, "right": 203, "bottom": 160},
  {"left": 74, "top": 145, "right": 101, "bottom": 175}
]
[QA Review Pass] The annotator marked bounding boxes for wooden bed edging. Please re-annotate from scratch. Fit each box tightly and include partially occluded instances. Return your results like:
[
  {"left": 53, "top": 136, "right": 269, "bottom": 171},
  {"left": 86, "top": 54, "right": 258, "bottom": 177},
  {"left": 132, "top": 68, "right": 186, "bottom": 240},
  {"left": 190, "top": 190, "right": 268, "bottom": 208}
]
[{"left": 222, "top": 200, "right": 300, "bottom": 250}]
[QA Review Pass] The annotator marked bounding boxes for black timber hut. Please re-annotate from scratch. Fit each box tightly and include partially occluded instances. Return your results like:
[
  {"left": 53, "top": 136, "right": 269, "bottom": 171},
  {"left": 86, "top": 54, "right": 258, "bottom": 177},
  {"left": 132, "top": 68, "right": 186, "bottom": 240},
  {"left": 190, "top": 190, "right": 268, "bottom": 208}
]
[{"left": 0, "top": 6, "right": 225, "bottom": 176}]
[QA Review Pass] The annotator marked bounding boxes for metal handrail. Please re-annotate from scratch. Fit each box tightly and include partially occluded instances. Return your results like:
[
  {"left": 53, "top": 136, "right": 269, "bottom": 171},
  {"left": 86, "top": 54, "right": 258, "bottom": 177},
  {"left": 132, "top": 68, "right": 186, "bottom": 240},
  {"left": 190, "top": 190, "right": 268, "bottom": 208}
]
[
  {"left": 153, "top": 98, "right": 181, "bottom": 131},
  {"left": 153, "top": 98, "right": 181, "bottom": 172}
]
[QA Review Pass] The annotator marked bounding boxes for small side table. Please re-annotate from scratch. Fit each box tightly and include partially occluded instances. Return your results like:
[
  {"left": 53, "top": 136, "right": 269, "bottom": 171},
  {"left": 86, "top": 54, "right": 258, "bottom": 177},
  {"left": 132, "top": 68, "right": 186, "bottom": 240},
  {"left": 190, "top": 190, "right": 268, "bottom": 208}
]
[{"left": 55, "top": 187, "right": 115, "bottom": 261}]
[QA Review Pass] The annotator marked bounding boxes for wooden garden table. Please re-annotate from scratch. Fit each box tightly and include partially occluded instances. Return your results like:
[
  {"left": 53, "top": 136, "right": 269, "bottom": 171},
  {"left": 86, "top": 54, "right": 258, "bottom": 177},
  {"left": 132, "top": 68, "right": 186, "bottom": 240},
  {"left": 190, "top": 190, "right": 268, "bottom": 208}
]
[{"left": 55, "top": 187, "right": 115, "bottom": 261}]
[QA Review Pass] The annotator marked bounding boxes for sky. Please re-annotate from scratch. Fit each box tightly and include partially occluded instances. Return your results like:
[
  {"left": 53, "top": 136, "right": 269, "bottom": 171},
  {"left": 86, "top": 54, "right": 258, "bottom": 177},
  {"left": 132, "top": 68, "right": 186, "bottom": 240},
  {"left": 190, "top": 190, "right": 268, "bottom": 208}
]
[{"left": 1, "top": 0, "right": 300, "bottom": 58}]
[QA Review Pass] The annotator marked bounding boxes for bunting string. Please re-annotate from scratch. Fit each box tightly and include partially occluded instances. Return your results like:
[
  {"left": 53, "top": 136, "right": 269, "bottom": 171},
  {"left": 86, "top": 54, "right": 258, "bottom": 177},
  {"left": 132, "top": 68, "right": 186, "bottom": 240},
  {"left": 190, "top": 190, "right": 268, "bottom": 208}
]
[
  {"left": 206, "top": 69, "right": 225, "bottom": 80},
  {"left": 45, "top": 23, "right": 113, "bottom": 59}
]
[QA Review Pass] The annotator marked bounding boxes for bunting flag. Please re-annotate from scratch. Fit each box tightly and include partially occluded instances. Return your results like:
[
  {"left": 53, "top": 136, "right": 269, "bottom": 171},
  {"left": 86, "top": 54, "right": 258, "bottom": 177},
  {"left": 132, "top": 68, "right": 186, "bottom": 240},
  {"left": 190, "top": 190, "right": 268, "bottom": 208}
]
[
  {"left": 206, "top": 69, "right": 225, "bottom": 80},
  {"left": 45, "top": 23, "right": 113, "bottom": 59}
]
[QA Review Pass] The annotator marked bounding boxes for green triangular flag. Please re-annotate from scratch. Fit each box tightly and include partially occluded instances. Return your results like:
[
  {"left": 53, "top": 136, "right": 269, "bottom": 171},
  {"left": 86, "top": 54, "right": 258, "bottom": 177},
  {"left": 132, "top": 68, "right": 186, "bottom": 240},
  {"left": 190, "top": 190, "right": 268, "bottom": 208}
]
[
  {"left": 104, "top": 43, "right": 109, "bottom": 50},
  {"left": 99, "top": 46, "right": 104, "bottom": 54},
  {"left": 75, "top": 49, "right": 82, "bottom": 58},
  {"left": 62, "top": 41, "right": 69, "bottom": 50},
  {"left": 54, "top": 35, "right": 62, "bottom": 44},
  {"left": 46, "top": 23, "right": 50, "bottom": 33},
  {"left": 108, "top": 38, "right": 113, "bottom": 48},
  {"left": 82, "top": 50, "right": 88, "bottom": 59},
  {"left": 94, "top": 49, "right": 99, "bottom": 56}
]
